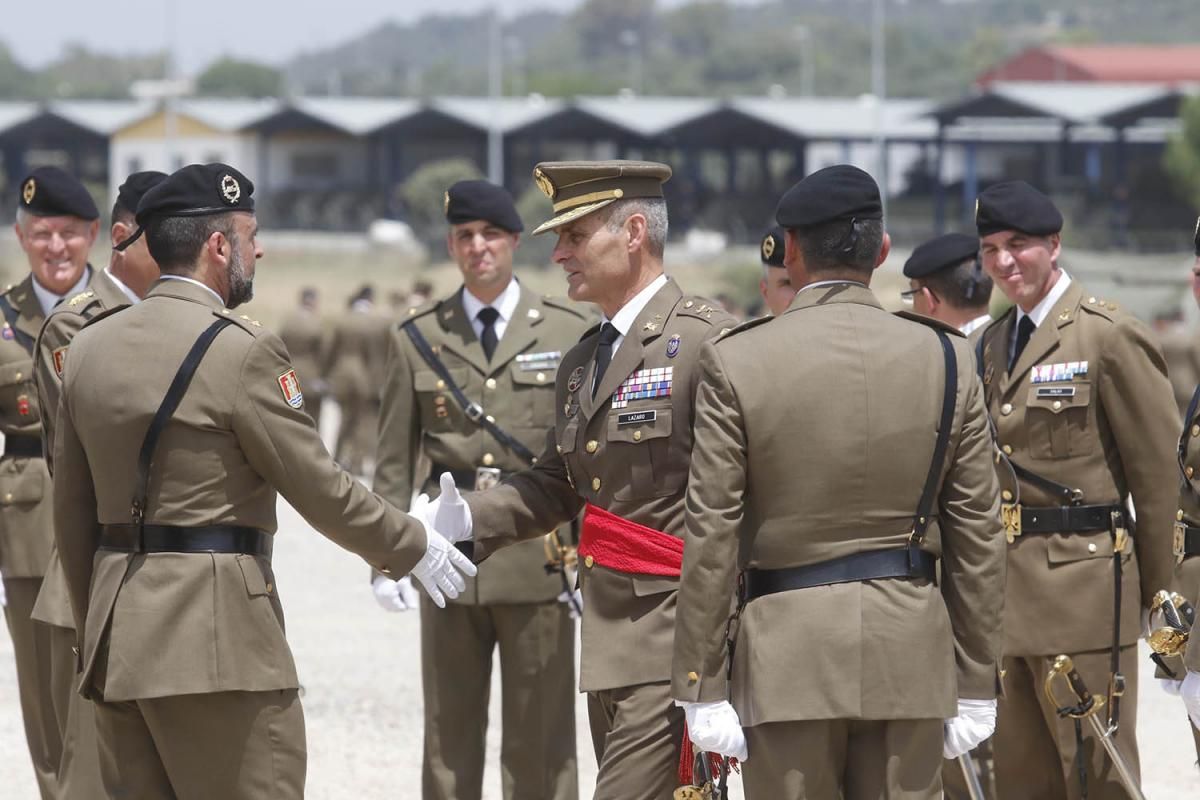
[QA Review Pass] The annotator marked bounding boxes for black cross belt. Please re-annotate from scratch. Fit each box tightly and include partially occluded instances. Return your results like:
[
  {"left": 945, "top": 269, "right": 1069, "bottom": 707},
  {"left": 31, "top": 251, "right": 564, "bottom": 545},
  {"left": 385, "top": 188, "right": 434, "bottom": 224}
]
[
  {"left": 743, "top": 547, "right": 937, "bottom": 602},
  {"left": 1019, "top": 504, "right": 1123, "bottom": 534},
  {"left": 99, "top": 524, "right": 272, "bottom": 558},
  {"left": 3, "top": 435, "right": 43, "bottom": 458}
]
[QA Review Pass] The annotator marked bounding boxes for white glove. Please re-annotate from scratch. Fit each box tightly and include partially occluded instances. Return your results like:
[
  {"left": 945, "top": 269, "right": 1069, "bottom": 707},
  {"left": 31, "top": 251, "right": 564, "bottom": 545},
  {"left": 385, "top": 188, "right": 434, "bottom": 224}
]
[
  {"left": 943, "top": 698, "right": 997, "bottom": 759},
  {"left": 409, "top": 494, "right": 477, "bottom": 608},
  {"left": 1158, "top": 677, "right": 1183, "bottom": 697},
  {"left": 1182, "top": 670, "right": 1200, "bottom": 729},
  {"left": 0, "top": 578, "right": 6, "bottom": 608},
  {"left": 558, "top": 588, "right": 582, "bottom": 620},
  {"left": 678, "top": 699, "right": 749, "bottom": 762},
  {"left": 420, "top": 472, "right": 473, "bottom": 543},
  {"left": 371, "top": 574, "right": 419, "bottom": 612}
]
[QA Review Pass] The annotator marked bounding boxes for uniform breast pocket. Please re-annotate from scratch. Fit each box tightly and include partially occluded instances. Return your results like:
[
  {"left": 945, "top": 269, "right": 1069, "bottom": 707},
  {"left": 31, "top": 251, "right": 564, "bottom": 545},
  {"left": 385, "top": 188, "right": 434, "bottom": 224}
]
[
  {"left": 1025, "top": 383, "right": 1093, "bottom": 459},
  {"left": 608, "top": 405, "right": 679, "bottom": 500},
  {"left": 510, "top": 362, "right": 558, "bottom": 425},
  {"left": 414, "top": 367, "right": 469, "bottom": 431},
  {"left": 0, "top": 360, "right": 38, "bottom": 423}
]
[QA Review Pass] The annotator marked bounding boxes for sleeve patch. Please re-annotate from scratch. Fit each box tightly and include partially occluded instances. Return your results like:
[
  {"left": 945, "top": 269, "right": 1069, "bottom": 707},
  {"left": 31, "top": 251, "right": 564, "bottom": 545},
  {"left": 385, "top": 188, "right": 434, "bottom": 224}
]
[
  {"left": 53, "top": 346, "right": 68, "bottom": 377},
  {"left": 277, "top": 369, "right": 304, "bottom": 409}
]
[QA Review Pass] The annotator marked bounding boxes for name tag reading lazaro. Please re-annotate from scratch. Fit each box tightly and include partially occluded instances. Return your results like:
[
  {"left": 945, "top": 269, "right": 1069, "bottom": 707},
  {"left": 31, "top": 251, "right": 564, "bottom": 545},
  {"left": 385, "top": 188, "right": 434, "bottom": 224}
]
[
  {"left": 1035, "top": 386, "right": 1076, "bottom": 398},
  {"left": 617, "top": 410, "right": 657, "bottom": 427}
]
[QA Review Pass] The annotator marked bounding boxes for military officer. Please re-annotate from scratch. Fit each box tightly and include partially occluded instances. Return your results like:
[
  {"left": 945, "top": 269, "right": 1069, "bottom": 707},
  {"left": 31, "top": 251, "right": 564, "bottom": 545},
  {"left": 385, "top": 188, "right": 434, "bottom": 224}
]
[
  {"left": 421, "top": 160, "right": 739, "bottom": 800},
  {"left": 30, "top": 169, "right": 166, "bottom": 799},
  {"left": 757, "top": 226, "right": 797, "bottom": 316},
  {"left": 974, "top": 181, "right": 1177, "bottom": 799},
  {"left": 902, "top": 232, "right": 994, "bottom": 340},
  {"left": 326, "top": 284, "right": 389, "bottom": 474},
  {"left": 279, "top": 287, "right": 329, "bottom": 430},
  {"left": 670, "top": 165, "right": 1006, "bottom": 799},
  {"left": 4, "top": 165, "right": 100, "bottom": 799},
  {"left": 370, "top": 179, "right": 587, "bottom": 800},
  {"left": 50, "top": 163, "right": 474, "bottom": 798}
]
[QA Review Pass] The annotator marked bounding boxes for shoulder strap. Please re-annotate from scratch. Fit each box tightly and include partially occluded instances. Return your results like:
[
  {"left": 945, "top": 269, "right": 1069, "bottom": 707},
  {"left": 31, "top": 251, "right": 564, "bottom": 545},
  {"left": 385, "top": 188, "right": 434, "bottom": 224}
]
[
  {"left": 401, "top": 320, "right": 537, "bottom": 465},
  {"left": 131, "top": 318, "right": 234, "bottom": 527},
  {"left": 911, "top": 330, "right": 957, "bottom": 547},
  {"left": 0, "top": 295, "right": 35, "bottom": 355},
  {"left": 975, "top": 333, "right": 986, "bottom": 384}
]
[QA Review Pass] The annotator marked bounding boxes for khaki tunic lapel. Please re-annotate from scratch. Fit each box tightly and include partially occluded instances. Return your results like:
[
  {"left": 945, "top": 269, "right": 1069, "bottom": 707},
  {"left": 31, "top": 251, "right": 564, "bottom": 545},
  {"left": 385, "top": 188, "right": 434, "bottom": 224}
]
[
  {"left": 437, "top": 289, "right": 490, "bottom": 376},
  {"left": 486, "top": 287, "right": 543, "bottom": 373}
]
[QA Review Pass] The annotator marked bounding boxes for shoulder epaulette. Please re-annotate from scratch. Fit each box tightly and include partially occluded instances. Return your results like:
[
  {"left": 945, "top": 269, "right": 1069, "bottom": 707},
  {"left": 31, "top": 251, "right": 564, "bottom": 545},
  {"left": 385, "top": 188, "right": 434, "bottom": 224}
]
[
  {"left": 894, "top": 309, "right": 966, "bottom": 338},
  {"left": 215, "top": 308, "right": 267, "bottom": 335},
  {"left": 401, "top": 298, "right": 440, "bottom": 325},
  {"left": 541, "top": 295, "right": 588, "bottom": 319},
  {"left": 1079, "top": 294, "right": 1120, "bottom": 321},
  {"left": 66, "top": 290, "right": 96, "bottom": 308},
  {"left": 81, "top": 303, "right": 129, "bottom": 329},
  {"left": 716, "top": 315, "right": 772, "bottom": 341},
  {"left": 676, "top": 297, "right": 726, "bottom": 324}
]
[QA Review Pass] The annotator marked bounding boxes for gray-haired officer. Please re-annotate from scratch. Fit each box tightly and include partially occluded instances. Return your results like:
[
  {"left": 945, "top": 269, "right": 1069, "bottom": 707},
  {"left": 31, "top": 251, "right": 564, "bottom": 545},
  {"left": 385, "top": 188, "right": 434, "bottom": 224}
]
[
  {"left": 5, "top": 165, "right": 100, "bottom": 799},
  {"left": 757, "top": 226, "right": 796, "bottom": 316},
  {"left": 372, "top": 180, "right": 587, "bottom": 800},
  {"left": 902, "top": 233, "right": 993, "bottom": 340},
  {"left": 51, "top": 163, "right": 474, "bottom": 798}
]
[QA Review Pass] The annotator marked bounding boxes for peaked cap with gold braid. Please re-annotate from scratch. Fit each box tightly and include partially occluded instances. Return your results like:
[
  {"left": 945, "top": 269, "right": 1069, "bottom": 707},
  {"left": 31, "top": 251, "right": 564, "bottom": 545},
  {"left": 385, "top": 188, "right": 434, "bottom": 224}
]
[{"left": 530, "top": 159, "right": 672, "bottom": 235}]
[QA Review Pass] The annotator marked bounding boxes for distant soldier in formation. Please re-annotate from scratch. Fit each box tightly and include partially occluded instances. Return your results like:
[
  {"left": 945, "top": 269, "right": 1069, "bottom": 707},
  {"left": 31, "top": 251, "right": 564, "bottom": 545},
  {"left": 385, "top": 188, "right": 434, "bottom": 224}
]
[
  {"left": 974, "top": 181, "right": 1177, "bottom": 799},
  {"left": 1152, "top": 309, "right": 1200, "bottom": 421},
  {"left": 32, "top": 169, "right": 167, "bottom": 799},
  {"left": 372, "top": 179, "right": 588, "bottom": 800},
  {"left": 4, "top": 166, "right": 99, "bottom": 799},
  {"left": 902, "top": 232, "right": 994, "bottom": 341},
  {"left": 279, "top": 287, "right": 329, "bottom": 430},
  {"left": 326, "top": 284, "right": 389, "bottom": 474},
  {"left": 757, "top": 226, "right": 796, "bottom": 316}
]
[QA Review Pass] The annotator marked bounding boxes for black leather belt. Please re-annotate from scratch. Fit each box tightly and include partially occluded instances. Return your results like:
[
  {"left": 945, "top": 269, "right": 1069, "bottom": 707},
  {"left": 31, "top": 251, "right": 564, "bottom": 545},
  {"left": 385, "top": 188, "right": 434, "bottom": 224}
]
[
  {"left": 99, "top": 524, "right": 272, "bottom": 557},
  {"left": 3, "top": 435, "right": 42, "bottom": 458},
  {"left": 743, "top": 547, "right": 937, "bottom": 601},
  {"left": 1175, "top": 522, "right": 1200, "bottom": 560},
  {"left": 1019, "top": 504, "right": 1123, "bottom": 534}
]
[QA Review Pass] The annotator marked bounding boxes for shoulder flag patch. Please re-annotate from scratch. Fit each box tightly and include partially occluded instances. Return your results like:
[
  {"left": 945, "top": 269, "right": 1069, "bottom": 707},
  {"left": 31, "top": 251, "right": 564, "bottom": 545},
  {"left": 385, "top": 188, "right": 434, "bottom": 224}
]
[
  {"left": 277, "top": 369, "right": 304, "bottom": 409},
  {"left": 53, "top": 346, "right": 68, "bottom": 377}
]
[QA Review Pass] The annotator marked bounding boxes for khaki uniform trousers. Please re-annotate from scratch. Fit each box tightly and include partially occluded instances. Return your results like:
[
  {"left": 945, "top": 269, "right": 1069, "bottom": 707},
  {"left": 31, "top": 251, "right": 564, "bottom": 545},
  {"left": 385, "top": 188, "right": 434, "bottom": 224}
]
[
  {"left": 46, "top": 624, "right": 103, "bottom": 799},
  {"left": 4, "top": 576, "right": 61, "bottom": 799},
  {"left": 93, "top": 688, "right": 305, "bottom": 799},
  {"left": 586, "top": 680, "right": 685, "bottom": 800},
  {"left": 741, "top": 718, "right": 944, "bottom": 800},
  {"left": 419, "top": 598, "right": 577, "bottom": 800},
  {"left": 993, "top": 648, "right": 1139, "bottom": 800}
]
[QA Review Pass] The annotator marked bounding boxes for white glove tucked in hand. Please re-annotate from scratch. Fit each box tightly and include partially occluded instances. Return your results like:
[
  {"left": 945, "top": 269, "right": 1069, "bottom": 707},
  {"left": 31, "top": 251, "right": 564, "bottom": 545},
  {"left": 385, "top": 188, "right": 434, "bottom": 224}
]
[
  {"left": 409, "top": 493, "right": 477, "bottom": 608},
  {"left": 943, "top": 698, "right": 997, "bottom": 759},
  {"left": 1182, "top": 670, "right": 1200, "bottom": 729},
  {"left": 678, "top": 699, "right": 748, "bottom": 762},
  {"left": 419, "top": 472, "right": 473, "bottom": 543},
  {"left": 372, "top": 574, "right": 419, "bottom": 612}
]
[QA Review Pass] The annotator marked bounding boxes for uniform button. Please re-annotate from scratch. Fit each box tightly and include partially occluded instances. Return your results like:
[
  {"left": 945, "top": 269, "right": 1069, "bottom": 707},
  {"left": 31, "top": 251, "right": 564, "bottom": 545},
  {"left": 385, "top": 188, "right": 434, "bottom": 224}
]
[
  {"left": 1052, "top": 400, "right": 1062, "bottom": 411},
  {"left": 684, "top": 300, "right": 694, "bottom": 309},
  {"left": 1088, "top": 296, "right": 1096, "bottom": 304},
  {"left": 591, "top": 477, "right": 601, "bottom": 491},
  {"left": 1192, "top": 425, "right": 1199, "bottom": 438},
  {"left": 536, "top": 372, "right": 546, "bottom": 383},
  {"left": 1188, "top": 466, "right": 1195, "bottom": 479},
  {"left": 1002, "top": 445, "right": 1013, "bottom": 455},
  {"left": 266, "top": 582, "right": 274, "bottom": 594},
  {"left": 1178, "top": 509, "right": 1186, "bottom": 521},
  {"left": 1087, "top": 543, "right": 1097, "bottom": 554},
  {"left": 436, "top": 379, "right": 446, "bottom": 390},
  {"left": 586, "top": 440, "right": 598, "bottom": 454},
  {"left": 1000, "top": 403, "right": 1012, "bottom": 416},
  {"left": 633, "top": 430, "right": 642, "bottom": 441},
  {"left": 687, "top": 671, "right": 699, "bottom": 682},
  {"left": 486, "top": 378, "right": 498, "bottom": 390},
  {"left": 556, "top": 444, "right": 563, "bottom": 455},
  {"left": 584, "top": 555, "right": 595, "bottom": 568},
  {"left": 1002, "top": 490, "right": 1013, "bottom": 501},
  {"left": 482, "top": 453, "right": 495, "bottom": 466},
  {"left": 564, "top": 403, "right": 571, "bottom": 414},
  {"left": 3, "top": 493, "right": 11, "bottom": 502},
  {"left": 14, "top": 372, "right": 21, "bottom": 381},
  {"left": 485, "top": 415, "right": 495, "bottom": 424}
]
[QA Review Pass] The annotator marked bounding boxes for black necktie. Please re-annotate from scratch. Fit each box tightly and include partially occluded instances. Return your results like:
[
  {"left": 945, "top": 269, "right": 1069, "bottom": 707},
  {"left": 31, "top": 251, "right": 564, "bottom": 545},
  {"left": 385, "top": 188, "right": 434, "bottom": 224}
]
[
  {"left": 1010, "top": 315, "right": 1036, "bottom": 372},
  {"left": 477, "top": 307, "right": 499, "bottom": 361},
  {"left": 592, "top": 323, "right": 621, "bottom": 398}
]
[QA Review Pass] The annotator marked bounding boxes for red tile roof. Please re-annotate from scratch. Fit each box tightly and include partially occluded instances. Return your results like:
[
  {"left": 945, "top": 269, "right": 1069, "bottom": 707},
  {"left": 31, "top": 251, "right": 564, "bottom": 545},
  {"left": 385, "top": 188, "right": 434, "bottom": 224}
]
[{"left": 977, "top": 45, "right": 1200, "bottom": 87}]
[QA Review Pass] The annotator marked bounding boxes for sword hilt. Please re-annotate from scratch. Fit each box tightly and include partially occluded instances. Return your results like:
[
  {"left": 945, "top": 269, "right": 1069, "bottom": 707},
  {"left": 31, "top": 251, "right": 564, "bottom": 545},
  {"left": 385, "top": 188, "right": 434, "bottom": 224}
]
[{"left": 1044, "top": 654, "right": 1105, "bottom": 720}]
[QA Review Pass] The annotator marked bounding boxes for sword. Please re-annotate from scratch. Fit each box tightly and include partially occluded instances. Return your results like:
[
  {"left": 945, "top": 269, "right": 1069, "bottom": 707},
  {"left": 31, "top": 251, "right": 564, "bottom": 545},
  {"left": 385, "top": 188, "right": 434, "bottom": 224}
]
[
  {"left": 957, "top": 751, "right": 987, "bottom": 800},
  {"left": 1148, "top": 590, "right": 1193, "bottom": 667},
  {"left": 1044, "top": 655, "right": 1147, "bottom": 800}
]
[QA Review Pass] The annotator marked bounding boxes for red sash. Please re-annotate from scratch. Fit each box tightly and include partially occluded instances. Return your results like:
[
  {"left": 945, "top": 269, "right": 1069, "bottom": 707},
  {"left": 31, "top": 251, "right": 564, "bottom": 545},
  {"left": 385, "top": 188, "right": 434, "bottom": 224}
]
[{"left": 578, "top": 503, "right": 683, "bottom": 577}]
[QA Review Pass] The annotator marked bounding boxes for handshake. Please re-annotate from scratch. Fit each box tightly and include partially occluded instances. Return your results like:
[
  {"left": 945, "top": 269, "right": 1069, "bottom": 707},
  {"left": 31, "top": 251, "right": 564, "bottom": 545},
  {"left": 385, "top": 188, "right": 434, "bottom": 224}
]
[{"left": 382, "top": 473, "right": 476, "bottom": 609}]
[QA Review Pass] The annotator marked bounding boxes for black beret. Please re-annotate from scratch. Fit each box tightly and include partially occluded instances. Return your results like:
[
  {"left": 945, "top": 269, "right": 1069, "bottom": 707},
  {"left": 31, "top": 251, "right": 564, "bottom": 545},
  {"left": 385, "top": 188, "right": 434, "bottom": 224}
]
[
  {"left": 776, "top": 165, "right": 883, "bottom": 228},
  {"left": 19, "top": 166, "right": 99, "bottom": 220},
  {"left": 445, "top": 179, "right": 523, "bottom": 233},
  {"left": 975, "top": 181, "right": 1062, "bottom": 238},
  {"left": 903, "top": 233, "right": 980, "bottom": 279},
  {"left": 135, "top": 162, "right": 255, "bottom": 227},
  {"left": 115, "top": 171, "right": 168, "bottom": 217},
  {"left": 760, "top": 226, "right": 785, "bottom": 267}
]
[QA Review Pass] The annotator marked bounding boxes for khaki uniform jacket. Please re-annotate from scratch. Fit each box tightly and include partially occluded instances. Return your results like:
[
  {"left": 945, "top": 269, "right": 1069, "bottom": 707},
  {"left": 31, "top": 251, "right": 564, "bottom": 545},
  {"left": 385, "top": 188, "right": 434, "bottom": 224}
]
[
  {"left": 977, "top": 279, "right": 1178, "bottom": 656},
  {"left": 671, "top": 283, "right": 1005, "bottom": 725},
  {"left": 468, "top": 279, "right": 738, "bottom": 692},
  {"left": 31, "top": 269, "right": 132, "bottom": 628},
  {"left": 0, "top": 274, "right": 53, "bottom": 579},
  {"left": 52, "top": 279, "right": 427, "bottom": 702},
  {"left": 279, "top": 307, "right": 328, "bottom": 397},
  {"left": 375, "top": 284, "right": 592, "bottom": 605},
  {"left": 1158, "top": 324, "right": 1200, "bottom": 420},
  {"left": 325, "top": 305, "right": 389, "bottom": 402}
]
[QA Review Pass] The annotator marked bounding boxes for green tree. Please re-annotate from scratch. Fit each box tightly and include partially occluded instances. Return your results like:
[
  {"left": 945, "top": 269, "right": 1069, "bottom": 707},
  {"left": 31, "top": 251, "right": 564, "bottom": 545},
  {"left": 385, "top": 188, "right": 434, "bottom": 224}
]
[
  {"left": 40, "top": 44, "right": 165, "bottom": 99},
  {"left": 397, "top": 158, "right": 485, "bottom": 248},
  {"left": 195, "top": 57, "right": 283, "bottom": 98},
  {"left": 0, "top": 42, "right": 35, "bottom": 98},
  {"left": 1164, "top": 96, "right": 1200, "bottom": 211}
]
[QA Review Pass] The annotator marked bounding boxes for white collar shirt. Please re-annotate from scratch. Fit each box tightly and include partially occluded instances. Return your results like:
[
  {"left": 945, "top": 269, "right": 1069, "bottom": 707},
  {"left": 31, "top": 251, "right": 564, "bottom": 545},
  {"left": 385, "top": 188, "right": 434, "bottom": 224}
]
[{"left": 461, "top": 278, "right": 521, "bottom": 342}]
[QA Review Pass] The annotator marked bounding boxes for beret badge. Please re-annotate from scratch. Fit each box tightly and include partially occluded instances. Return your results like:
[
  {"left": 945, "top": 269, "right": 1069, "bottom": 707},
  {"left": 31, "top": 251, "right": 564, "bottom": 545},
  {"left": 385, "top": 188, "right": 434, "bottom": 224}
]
[
  {"left": 220, "top": 174, "right": 241, "bottom": 205},
  {"left": 22, "top": 178, "right": 35, "bottom": 205}
]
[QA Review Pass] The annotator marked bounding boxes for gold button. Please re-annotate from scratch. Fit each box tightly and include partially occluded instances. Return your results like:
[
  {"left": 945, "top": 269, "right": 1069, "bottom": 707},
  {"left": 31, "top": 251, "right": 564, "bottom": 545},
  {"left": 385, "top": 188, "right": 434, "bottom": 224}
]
[
  {"left": 1179, "top": 509, "right": 1186, "bottom": 521},
  {"left": 1052, "top": 400, "right": 1062, "bottom": 411},
  {"left": 485, "top": 415, "right": 495, "bottom": 423},
  {"left": 482, "top": 453, "right": 495, "bottom": 466},
  {"left": 1088, "top": 296, "right": 1096, "bottom": 304},
  {"left": 633, "top": 430, "right": 642, "bottom": 441},
  {"left": 684, "top": 300, "right": 694, "bottom": 309},
  {"left": 687, "top": 671, "right": 699, "bottom": 682},
  {"left": 436, "top": 379, "right": 446, "bottom": 390},
  {"left": 434, "top": 396, "right": 446, "bottom": 405},
  {"left": 564, "top": 403, "right": 571, "bottom": 414},
  {"left": 1087, "top": 543, "right": 1097, "bottom": 554},
  {"left": 556, "top": 444, "right": 563, "bottom": 455},
  {"left": 486, "top": 378, "right": 497, "bottom": 390},
  {"left": 1002, "top": 444, "right": 1012, "bottom": 455},
  {"left": 591, "top": 477, "right": 601, "bottom": 491},
  {"left": 536, "top": 372, "right": 546, "bottom": 383},
  {"left": 1002, "top": 490, "right": 1013, "bottom": 501},
  {"left": 584, "top": 555, "right": 594, "bottom": 568},
  {"left": 1188, "top": 466, "right": 1195, "bottom": 479},
  {"left": 586, "top": 440, "right": 598, "bottom": 454},
  {"left": 266, "top": 582, "right": 274, "bottom": 593},
  {"left": 221, "top": 308, "right": 231, "bottom": 315},
  {"left": 1000, "top": 403, "right": 1012, "bottom": 416},
  {"left": 14, "top": 372, "right": 21, "bottom": 381},
  {"left": 3, "top": 493, "right": 11, "bottom": 502},
  {"left": 1192, "top": 425, "right": 1199, "bottom": 438}
]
